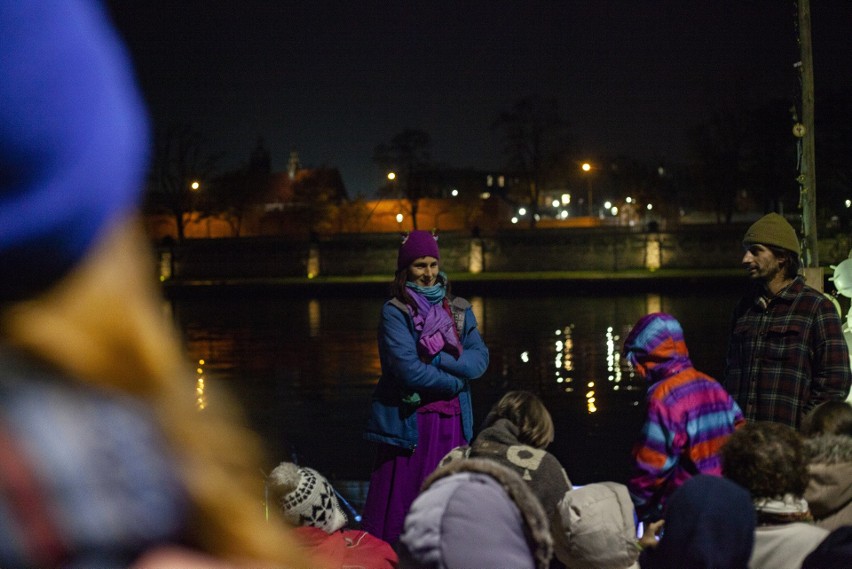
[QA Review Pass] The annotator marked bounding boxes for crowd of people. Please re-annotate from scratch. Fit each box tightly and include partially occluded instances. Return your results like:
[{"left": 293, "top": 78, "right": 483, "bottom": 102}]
[
  {"left": 2, "top": 2, "right": 852, "bottom": 568},
  {"left": 331, "top": 215, "right": 851, "bottom": 568}
]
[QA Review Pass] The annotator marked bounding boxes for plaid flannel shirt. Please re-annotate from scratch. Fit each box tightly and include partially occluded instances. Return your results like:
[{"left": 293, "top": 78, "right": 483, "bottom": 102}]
[{"left": 724, "top": 277, "right": 852, "bottom": 428}]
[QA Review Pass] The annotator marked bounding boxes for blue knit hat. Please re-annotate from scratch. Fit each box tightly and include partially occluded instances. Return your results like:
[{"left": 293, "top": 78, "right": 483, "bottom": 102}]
[
  {"left": 0, "top": 2, "right": 149, "bottom": 300},
  {"left": 642, "top": 475, "right": 756, "bottom": 569}
]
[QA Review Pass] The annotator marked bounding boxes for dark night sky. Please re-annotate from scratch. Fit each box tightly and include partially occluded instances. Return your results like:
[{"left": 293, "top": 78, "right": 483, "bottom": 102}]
[{"left": 105, "top": 0, "right": 852, "bottom": 197}]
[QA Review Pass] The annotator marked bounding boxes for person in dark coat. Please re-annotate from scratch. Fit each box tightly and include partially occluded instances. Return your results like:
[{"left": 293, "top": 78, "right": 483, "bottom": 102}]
[{"left": 639, "top": 475, "right": 755, "bottom": 569}]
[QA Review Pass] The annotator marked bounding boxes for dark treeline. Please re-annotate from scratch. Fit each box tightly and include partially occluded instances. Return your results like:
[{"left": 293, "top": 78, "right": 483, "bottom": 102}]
[{"left": 143, "top": 92, "right": 852, "bottom": 241}]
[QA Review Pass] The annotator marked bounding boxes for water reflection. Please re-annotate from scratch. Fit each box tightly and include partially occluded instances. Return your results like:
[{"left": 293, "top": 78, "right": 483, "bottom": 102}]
[
  {"left": 309, "top": 299, "right": 321, "bottom": 338},
  {"left": 170, "top": 290, "right": 740, "bottom": 485},
  {"left": 470, "top": 296, "right": 485, "bottom": 335},
  {"left": 195, "top": 359, "right": 207, "bottom": 410},
  {"left": 646, "top": 292, "right": 662, "bottom": 314}
]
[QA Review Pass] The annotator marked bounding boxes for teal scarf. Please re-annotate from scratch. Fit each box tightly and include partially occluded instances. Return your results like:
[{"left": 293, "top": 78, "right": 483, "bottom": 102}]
[{"left": 406, "top": 272, "right": 448, "bottom": 304}]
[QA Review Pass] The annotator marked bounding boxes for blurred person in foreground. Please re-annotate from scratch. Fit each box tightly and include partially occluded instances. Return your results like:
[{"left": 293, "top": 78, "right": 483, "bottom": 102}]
[
  {"left": 800, "top": 400, "right": 852, "bottom": 530},
  {"left": 724, "top": 213, "right": 852, "bottom": 428},
  {"left": 721, "top": 421, "right": 829, "bottom": 569},
  {"left": 623, "top": 312, "right": 744, "bottom": 523},
  {"left": 0, "top": 2, "right": 306, "bottom": 567},
  {"left": 638, "top": 475, "right": 755, "bottom": 569},
  {"left": 267, "top": 462, "right": 398, "bottom": 569}
]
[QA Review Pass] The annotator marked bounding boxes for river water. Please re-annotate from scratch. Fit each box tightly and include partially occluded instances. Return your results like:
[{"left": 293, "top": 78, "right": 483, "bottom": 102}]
[{"left": 170, "top": 284, "right": 744, "bottom": 494}]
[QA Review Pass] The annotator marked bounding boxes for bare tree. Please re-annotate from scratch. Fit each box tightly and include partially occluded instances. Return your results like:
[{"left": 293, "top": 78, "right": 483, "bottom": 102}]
[
  {"left": 146, "top": 124, "right": 221, "bottom": 240},
  {"left": 290, "top": 168, "right": 348, "bottom": 237},
  {"left": 374, "top": 128, "right": 432, "bottom": 230},
  {"left": 492, "top": 97, "right": 570, "bottom": 228},
  {"left": 687, "top": 103, "right": 794, "bottom": 224},
  {"left": 203, "top": 137, "right": 272, "bottom": 236},
  {"left": 686, "top": 110, "right": 749, "bottom": 224}
]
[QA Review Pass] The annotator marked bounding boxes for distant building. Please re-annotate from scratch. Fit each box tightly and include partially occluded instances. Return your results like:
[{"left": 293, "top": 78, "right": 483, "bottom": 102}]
[{"left": 144, "top": 149, "right": 349, "bottom": 240}]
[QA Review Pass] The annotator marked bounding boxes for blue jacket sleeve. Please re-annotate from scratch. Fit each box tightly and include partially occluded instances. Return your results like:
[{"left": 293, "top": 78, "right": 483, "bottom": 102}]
[
  {"left": 380, "top": 303, "right": 465, "bottom": 397},
  {"left": 437, "top": 308, "right": 489, "bottom": 380}
]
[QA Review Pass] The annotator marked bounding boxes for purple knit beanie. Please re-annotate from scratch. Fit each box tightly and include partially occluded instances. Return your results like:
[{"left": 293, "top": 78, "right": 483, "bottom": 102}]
[{"left": 397, "top": 230, "right": 440, "bottom": 270}]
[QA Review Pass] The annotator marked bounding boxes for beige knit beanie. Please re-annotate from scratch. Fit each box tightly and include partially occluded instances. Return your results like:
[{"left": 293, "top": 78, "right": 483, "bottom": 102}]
[
  {"left": 742, "top": 213, "right": 800, "bottom": 255},
  {"left": 268, "top": 462, "right": 348, "bottom": 533}
]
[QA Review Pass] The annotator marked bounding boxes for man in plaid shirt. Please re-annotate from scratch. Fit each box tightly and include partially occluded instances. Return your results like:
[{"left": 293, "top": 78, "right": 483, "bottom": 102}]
[{"left": 724, "top": 213, "right": 852, "bottom": 429}]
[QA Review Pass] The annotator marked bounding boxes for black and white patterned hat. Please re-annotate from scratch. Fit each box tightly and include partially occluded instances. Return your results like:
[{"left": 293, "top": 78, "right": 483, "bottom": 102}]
[{"left": 268, "top": 462, "right": 348, "bottom": 533}]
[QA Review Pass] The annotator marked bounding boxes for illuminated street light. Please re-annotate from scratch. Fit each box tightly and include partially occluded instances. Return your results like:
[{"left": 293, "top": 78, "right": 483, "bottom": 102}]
[
  {"left": 647, "top": 203, "right": 654, "bottom": 211},
  {"left": 387, "top": 172, "right": 396, "bottom": 181},
  {"left": 552, "top": 199, "right": 560, "bottom": 208},
  {"left": 561, "top": 193, "right": 570, "bottom": 205},
  {"left": 518, "top": 207, "right": 527, "bottom": 216},
  {"left": 451, "top": 188, "right": 459, "bottom": 197},
  {"left": 190, "top": 180, "right": 201, "bottom": 191}
]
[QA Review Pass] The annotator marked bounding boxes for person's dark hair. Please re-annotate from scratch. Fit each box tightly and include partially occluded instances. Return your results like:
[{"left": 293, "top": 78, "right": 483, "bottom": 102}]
[
  {"left": 390, "top": 267, "right": 451, "bottom": 313},
  {"left": 391, "top": 268, "right": 415, "bottom": 308},
  {"left": 721, "top": 421, "right": 809, "bottom": 499},
  {"left": 483, "top": 391, "right": 555, "bottom": 449},
  {"left": 800, "top": 401, "right": 852, "bottom": 437},
  {"left": 767, "top": 245, "right": 801, "bottom": 279}
]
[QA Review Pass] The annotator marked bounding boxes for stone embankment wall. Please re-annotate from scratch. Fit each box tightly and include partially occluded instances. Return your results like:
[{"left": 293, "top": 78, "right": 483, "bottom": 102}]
[{"left": 160, "top": 224, "right": 828, "bottom": 280}]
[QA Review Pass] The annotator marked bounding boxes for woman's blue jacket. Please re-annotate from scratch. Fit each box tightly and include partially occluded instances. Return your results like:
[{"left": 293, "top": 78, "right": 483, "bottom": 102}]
[{"left": 364, "top": 295, "right": 489, "bottom": 450}]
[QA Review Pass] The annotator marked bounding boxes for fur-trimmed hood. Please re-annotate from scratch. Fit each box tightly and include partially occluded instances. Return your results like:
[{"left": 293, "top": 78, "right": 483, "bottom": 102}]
[
  {"left": 805, "top": 434, "right": 852, "bottom": 464},
  {"left": 399, "top": 458, "right": 553, "bottom": 569},
  {"left": 804, "top": 434, "right": 852, "bottom": 529}
]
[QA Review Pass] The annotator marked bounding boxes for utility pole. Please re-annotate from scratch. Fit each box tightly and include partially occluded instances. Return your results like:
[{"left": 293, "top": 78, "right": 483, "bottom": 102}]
[{"left": 797, "top": 0, "right": 822, "bottom": 288}]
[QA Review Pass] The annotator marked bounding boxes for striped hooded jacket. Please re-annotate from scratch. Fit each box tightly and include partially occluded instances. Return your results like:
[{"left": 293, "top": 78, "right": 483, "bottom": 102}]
[{"left": 624, "top": 312, "right": 745, "bottom": 522}]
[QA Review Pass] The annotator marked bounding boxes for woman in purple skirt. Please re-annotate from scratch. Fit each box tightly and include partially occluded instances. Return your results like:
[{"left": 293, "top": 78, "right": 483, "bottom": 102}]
[{"left": 362, "top": 230, "right": 489, "bottom": 544}]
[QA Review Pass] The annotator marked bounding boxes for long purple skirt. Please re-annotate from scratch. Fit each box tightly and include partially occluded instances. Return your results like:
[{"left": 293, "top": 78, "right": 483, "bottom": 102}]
[{"left": 361, "top": 406, "right": 467, "bottom": 545}]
